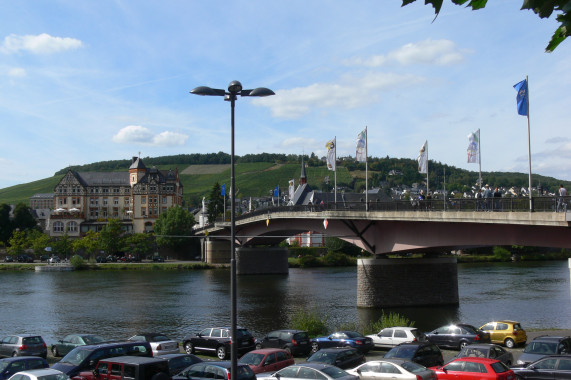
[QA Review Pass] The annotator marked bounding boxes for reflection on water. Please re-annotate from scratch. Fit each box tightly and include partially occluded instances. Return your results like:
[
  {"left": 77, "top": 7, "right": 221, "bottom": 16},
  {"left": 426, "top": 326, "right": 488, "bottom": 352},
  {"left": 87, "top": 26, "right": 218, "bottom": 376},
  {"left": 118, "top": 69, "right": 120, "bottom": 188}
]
[{"left": 0, "top": 260, "right": 568, "bottom": 345}]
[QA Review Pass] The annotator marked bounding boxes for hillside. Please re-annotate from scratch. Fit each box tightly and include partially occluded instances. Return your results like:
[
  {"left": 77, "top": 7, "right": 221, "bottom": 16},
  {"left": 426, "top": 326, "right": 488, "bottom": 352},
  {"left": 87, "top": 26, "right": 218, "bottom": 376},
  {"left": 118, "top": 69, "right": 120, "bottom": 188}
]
[{"left": 0, "top": 153, "right": 568, "bottom": 208}]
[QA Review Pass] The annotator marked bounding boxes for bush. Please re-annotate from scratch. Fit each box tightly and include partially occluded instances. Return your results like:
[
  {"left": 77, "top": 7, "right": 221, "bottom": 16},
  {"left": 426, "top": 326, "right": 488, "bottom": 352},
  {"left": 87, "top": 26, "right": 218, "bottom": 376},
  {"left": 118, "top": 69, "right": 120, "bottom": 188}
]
[
  {"left": 70, "top": 254, "right": 86, "bottom": 269},
  {"left": 493, "top": 246, "right": 511, "bottom": 261},
  {"left": 298, "top": 255, "right": 320, "bottom": 268},
  {"left": 362, "top": 311, "right": 414, "bottom": 335},
  {"left": 291, "top": 308, "right": 329, "bottom": 337},
  {"left": 322, "top": 252, "right": 354, "bottom": 266}
]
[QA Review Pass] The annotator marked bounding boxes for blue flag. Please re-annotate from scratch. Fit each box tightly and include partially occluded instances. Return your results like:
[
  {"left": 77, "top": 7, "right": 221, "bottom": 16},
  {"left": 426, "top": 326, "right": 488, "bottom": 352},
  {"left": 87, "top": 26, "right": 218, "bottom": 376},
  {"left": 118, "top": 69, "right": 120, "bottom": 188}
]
[
  {"left": 221, "top": 184, "right": 225, "bottom": 197},
  {"left": 273, "top": 185, "right": 279, "bottom": 197},
  {"left": 513, "top": 79, "right": 528, "bottom": 116}
]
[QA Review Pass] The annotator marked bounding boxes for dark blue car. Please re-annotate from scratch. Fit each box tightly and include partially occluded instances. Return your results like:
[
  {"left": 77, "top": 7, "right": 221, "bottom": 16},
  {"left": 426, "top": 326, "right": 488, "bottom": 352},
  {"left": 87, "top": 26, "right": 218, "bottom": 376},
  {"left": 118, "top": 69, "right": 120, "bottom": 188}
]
[
  {"left": 0, "top": 357, "right": 48, "bottom": 380},
  {"left": 310, "top": 331, "right": 374, "bottom": 353}
]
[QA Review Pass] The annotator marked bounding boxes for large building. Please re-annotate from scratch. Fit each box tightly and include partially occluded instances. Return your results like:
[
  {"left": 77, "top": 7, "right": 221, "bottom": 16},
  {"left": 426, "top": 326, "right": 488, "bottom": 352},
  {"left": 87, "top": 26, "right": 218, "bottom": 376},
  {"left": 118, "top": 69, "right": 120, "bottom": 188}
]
[{"left": 47, "top": 157, "right": 183, "bottom": 237}]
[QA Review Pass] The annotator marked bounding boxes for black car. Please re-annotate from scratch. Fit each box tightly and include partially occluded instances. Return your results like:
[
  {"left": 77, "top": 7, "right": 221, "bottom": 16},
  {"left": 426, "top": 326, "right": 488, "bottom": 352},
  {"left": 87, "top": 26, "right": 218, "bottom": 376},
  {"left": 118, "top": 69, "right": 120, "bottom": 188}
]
[
  {"left": 425, "top": 324, "right": 490, "bottom": 349},
  {"left": 255, "top": 329, "right": 312, "bottom": 357},
  {"left": 384, "top": 342, "right": 444, "bottom": 368},
  {"left": 160, "top": 353, "right": 203, "bottom": 376},
  {"left": 306, "top": 347, "right": 366, "bottom": 370},
  {"left": 516, "top": 335, "right": 571, "bottom": 366},
  {"left": 0, "top": 357, "right": 49, "bottom": 380},
  {"left": 3, "top": 256, "right": 13, "bottom": 263},
  {"left": 182, "top": 327, "right": 255, "bottom": 360},
  {"left": 512, "top": 355, "right": 571, "bottom": 379},
  {"left": 173, "top": 361, "right": 256, "bottom": 380},
  {"left": 17, "top": 255, "right": 34, "bottom": 263},
  {"left": 310, "top": 331, "right": 374, "bottom": 354}
]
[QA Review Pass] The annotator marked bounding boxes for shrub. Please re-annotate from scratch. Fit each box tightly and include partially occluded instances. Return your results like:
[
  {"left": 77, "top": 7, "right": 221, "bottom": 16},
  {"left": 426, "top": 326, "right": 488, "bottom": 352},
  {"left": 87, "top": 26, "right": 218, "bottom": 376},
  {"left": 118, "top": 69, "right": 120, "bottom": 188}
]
[
  {"left": 298, "top": 255, "right": 321, "bottom": 268},
  {"left": 493, "top": 246, "right": 511, "bottom": 261},
  {"left": 70, "top": 254, "right": 86, "bottom": 269},
  {"left": 291, "top": 308, "right": 329, "bottom": 337},
  {"left": 322, "top": 252, "right": 354, "bottom": 266},
  {"left": 362, "top": 311, "right": 414, "bottom": 335}
]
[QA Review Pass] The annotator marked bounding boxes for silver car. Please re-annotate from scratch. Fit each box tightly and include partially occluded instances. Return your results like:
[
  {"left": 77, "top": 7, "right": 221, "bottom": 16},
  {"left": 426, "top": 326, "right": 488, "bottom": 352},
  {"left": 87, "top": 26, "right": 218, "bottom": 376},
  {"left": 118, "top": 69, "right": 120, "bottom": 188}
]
[
  {"left": 0, "top": 336, "right": 47, "bottom": 359},
  {"left": 259, "top": 363, "right": 358, "bottom": 380},
  {"left": 347, "top": 359, "right": 436, "bottom": 380},
  {"left": 128, "top": 333, "right": 179, "bottom": 356}
]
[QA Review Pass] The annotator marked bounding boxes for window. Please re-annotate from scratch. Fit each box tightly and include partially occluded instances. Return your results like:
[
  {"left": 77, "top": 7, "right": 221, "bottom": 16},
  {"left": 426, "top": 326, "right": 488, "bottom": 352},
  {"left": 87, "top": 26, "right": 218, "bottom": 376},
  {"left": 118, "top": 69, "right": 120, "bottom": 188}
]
[
  {"left": 200, "top": 328, "right": 212, "bottom": 336},
  {"left": 380, "top": 363, "right": 400, "bottom": 374},
  {"left": 67, "top": 221, "right": 78, "bottom": 232},
  {"left": 497, "top": 323, "right": 508, "bottom": 330},
  {"left": 142, "top": 196, "right": 146, "bottom": 204},
  {"left": 394, "top": 330, "right": 407, "bottom": 338},
  {"left": 103, "top": 198, "right": 108, "bottom": 206},
  {"left": 124, "top": 197, "right": 130, "bottom": 205},
  {"left": 162, "top": 197, "right": 167, "bottom": 204},
  {"left": 123, "top": 365, "right": 136, "bottom": 379},
  {"left": 53, "top": 222, "right": 64, "bottom": 233},
  {"left": 381, "top": 329, "right": 393, "bottom": 338},
  {"left": 114, "top": 198, "right": 119, "bottom": 205},
  {"left": 211, "top": 329, "right": 222, "bottom": 338},
  {"left": 110, "top": 364, "right": 122, "bottom": 376}
]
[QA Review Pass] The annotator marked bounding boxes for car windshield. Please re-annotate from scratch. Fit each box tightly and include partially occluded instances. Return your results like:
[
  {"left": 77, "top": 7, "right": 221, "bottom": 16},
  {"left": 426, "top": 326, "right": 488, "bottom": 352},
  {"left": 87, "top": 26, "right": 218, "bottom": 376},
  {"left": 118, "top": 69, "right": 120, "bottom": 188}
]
[
  {"left": 385, "top": 346, "right": 416, "bottom": 359},
  {"left": 236, "top": 365, "right": 255, "bottom": 379},
  {"left": 524, "top": 341, "right": 557, "bottom": 354},
  {"left": 458, "top": 347, "right": 487, "bottom": 358},
  {"left": 23, "top": 336, "right": 44, "bottom": 344},
  {"left": 321, "top": 367, "right": 350, "bottom": 379},
  {"left": 460, "top": 325, "right": 478, "bottom": 334},
  {"left": 0, "top": 362, "right": 9, "bottom": 372},
  {"left": 236, "top": 329, "right": 251, "bottom": 338},
  {"left": 239, "top": 353, "right": 264, "bottom": 366},
  {"left": 490, "top": 362, "right": 510, "bottom": 373},
  {"left": 83, "top": 336, "right": 105, "bottom": 344},
  {"left": 38, "top": 374, "right": 70, "bottom": 380},
  {"left": 59, "top": 347, "right": 93, "bottom": 365},
  {"left": 400, "top": 361, "right": 426, "bottom": 373},
  {"left": 293, "top": 332, "right": 309, "bottom": 340},
  {"left": 148, "top": 335, "right": 170, "bottom": 342},
  {"left": 307, "top": 352, "right": 336, "bottom": 364},
  {"left": 344, "top": 332, "right": 361, "bottom": 338}
]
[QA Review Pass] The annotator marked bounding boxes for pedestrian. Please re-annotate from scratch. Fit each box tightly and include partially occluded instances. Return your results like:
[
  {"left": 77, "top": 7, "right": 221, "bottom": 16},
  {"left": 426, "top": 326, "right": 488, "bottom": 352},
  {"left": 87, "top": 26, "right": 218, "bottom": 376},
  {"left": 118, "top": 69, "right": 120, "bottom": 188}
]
[
  {"left": 557, "top": 184, "right": 567, "bottom": 212},
  {"left": 475, "top": 188, "right": 483, "bottom": 211},
  {"left": 493, "top": 186, "right": 502, "bottom": 211},
  {"left": 483, "top": 184, "right": 493, "bottom": 211},
  {"left": 426, "top": 191, "right": 432, "bottom": 210}
]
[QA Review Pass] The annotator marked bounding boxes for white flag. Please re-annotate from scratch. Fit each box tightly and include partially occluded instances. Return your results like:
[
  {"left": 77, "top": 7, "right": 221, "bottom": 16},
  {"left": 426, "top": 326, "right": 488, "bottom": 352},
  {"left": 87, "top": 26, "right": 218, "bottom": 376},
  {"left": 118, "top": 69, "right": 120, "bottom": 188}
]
[
  {"left": 467, "top": 129, "right": 480, "bottom": 164},
  {"left": 356, "top": 129, "right": 367, "bottom": 162},
  {"left": 326, "top": 138, "right": 336, "bottom": 171},
  {"left": 417, "top": 141, "right": 428, "bottom": 174}
]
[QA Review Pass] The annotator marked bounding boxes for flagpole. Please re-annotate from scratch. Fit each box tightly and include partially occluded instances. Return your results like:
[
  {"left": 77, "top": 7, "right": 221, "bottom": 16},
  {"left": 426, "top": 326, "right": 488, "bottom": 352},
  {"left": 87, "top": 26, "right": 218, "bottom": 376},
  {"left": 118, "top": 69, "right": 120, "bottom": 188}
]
[
  {"left": 334, "top": 136, "right": 337, "bottom": 204},
  {"left": 365, "top": 126, "right": 368, "bottom": 210},
  {"left": 426, "top": 141, "right": 429, "bottom": 195},
  {"left": 526, "top": 75, "right": 532, "bottom": 212},
  {"left": 478, "top": 129, "right": 482, "bottom": 188}
]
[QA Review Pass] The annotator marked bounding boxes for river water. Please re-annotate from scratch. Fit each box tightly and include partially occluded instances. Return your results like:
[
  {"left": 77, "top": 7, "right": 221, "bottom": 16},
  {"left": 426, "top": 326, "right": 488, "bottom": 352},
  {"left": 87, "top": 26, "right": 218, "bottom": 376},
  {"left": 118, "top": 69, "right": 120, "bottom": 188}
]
[{"left": 1, "top": 260, "right": 569, "bottom": 345}]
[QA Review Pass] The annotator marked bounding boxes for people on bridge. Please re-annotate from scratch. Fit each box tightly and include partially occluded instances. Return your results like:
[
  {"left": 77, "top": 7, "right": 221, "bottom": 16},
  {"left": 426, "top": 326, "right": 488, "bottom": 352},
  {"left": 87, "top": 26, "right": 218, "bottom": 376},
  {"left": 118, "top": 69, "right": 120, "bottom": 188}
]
[
  {"left": 483, "top": 184, "right": 493, "bottom": 211},
  {"left": 475, "top": 188, "right": 483, "bottom": 211},
  {"left": 493, "top": 186, "right": 502, "bottom": 211},
  {"left": 557, "top": 184, "right": 567, "bottom": 212}
]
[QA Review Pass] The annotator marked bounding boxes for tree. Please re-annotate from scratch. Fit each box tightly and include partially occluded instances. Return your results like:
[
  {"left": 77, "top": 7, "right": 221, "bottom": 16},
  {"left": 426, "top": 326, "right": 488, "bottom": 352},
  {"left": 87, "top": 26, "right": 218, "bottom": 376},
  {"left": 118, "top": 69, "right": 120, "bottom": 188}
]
[
  {"left": 207, "top": 182, "right": 224, "bottom": 225},
  {"left": 122, "top": 233, "right": 155, "bottom": 258},
  {"left": 154, "top": 207, "right": 195, "bottom": 249},
  {"left": 403, "top": 0, "right": 570, "bottom": 52},
  {"left": 98, "top": 219, "right": 124, "bottom": 256},
  {"left": 12, "top": 203, "right": 38, "bottom": 231},
  {"left": 54, "top": 233, "right": 73, "bottom": 259},
  {"left": 0, "top": 204, "right": 11, "bottom": 244},
  {"left": 28, "top": 230, "right": 52, "bottom": 258},
  {"left": 7, "top": 229, "right": 27, "bottom": 257},
  {"left": 72, "top": 230, "right": 100, "bottom": 260}
]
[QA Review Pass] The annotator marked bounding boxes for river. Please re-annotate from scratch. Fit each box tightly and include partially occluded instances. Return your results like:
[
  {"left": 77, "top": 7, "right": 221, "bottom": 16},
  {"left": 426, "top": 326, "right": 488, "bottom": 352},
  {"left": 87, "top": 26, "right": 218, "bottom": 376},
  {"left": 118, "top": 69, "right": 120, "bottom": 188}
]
[{"left": 1, "top": 260, "right": 569, "bottom": 345}]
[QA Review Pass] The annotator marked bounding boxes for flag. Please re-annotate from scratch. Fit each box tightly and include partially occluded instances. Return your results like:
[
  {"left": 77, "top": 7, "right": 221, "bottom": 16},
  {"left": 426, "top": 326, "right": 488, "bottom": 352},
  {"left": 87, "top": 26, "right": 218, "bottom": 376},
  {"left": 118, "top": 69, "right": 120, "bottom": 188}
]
[
  {"left": 326, "top": 138, "right": 336, "bottom": 170},
  {"left": 273, "top": 185, "right": 279, "bottom": 197},
  {"left": 356, "top": 129, "right": 367, "bottom": 162},
  {"left": 467, "top": 129, "right": 480, "bottom": 164},
  {"left": 289, "top": 179, "right": 295, "bottom": 201},
  {"left": 221, "top": 184, "right": 226, "bottom": 197},
  {"left": 514, "top": 79, "right": 528, "bottom": 116},
  {"left": 418, "top": 141, "right": 428, "bottom": 174}
]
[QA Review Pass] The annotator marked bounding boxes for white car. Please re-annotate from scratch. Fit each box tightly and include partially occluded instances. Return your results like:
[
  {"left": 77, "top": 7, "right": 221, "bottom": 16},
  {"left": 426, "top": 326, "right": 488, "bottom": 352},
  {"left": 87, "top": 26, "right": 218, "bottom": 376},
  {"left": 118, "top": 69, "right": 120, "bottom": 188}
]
[
  {"left": 366, "top": 327, "right": 425, "bottom": 349},
  {"left": 128, "top": 333, "right": 180, "bottom": 356},
  {"left": 8, "top": 369, "right": 70, "bottom": 380},
  {"left": 347, "top": 359, "right": 436, "bottom": 380}
]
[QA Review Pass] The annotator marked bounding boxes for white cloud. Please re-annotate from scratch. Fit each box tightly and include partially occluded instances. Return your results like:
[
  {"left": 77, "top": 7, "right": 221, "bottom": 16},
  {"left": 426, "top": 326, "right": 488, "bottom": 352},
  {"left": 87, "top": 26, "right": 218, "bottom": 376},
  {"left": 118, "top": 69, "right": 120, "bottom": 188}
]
[
  {"left": 345, "top": 39, "right": 468, "bottom": 67},
  {"left": 112, "top": 125, "right": 188, "bottom": 146},
  {"left": 1, "top": 33, "right": 83, "bottom": 54},
  {"left": 545, "top": 136, "right": 569, "bottom": 144},
  {"left": 254, "top": 72, "right": 424, "bottom": 119},
  {"left": 8, "top": 67, "right": 26, "bottom": 77}
]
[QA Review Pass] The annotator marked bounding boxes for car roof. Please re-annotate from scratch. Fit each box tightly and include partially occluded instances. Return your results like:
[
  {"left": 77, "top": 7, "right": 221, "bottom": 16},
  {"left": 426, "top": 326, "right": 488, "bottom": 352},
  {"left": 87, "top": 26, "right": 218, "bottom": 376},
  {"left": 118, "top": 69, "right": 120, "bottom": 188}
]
[
  {"left": 485, "top": 320, "right": 520, "bottom": 324},
  {"left": 462, "top": 343, "right": 497, "bottom": 349},
  {"left": 100, "top": 356, "right": 167, "bottom": 365},
  {"left": 453, "top": 357, "right": 500, "bottom": 364},
  {"left": 75, "top": 340, "right": 148, "bottom": 350},
  {"left": 0, "top": 357, "right": 46, "bottom": 363},
  {"left": 190, "top": 361, "right": 249, "bottom": 369},
  {"left": 363, "top": 359, "right": 407, "bottom": 366},
  {"left": 246, "top": 349, "right": 290, "bottom": 354},
  {"left": 314, "top": 347, "right": 357, "bottom": 353},
  {"left": 531, "top": 336, "right": 570, "bottom": 342},
  {"left": 132, "top": 333, "right": 171, "bottom": 338},
  {"left": 382, "top": 327, "right": 417, "bottom": 331},
  {"left": 13, "top": 369, "right": 64, "bottom": 376},
  {"left": 270, "top": 329, "right": 305, "bottom": 333},
  {"left": 289, "top": 363, "right": 337, "bottom": 370}
]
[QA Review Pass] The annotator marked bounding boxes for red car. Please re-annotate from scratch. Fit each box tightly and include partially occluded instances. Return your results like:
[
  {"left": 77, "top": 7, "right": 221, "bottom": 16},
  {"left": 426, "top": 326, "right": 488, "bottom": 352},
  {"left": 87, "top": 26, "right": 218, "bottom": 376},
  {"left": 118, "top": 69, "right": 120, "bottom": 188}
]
[
  {"left": 431, "top": 357, "right": 515, "bottom": 380},
  {"left": 238, "top": 348, "right": 294, "bottom": 374}
]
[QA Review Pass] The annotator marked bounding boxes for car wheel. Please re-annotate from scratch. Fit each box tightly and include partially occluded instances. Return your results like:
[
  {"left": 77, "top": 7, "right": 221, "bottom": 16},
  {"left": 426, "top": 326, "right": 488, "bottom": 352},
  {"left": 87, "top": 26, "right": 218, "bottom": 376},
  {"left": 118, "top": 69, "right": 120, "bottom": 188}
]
[
  {"left": 52, "top": 346, "right": 59, "bottom": 357},
  {"left": 255, "top": 343, "right": 262, "bottom": 350},
  {"left": 216, "top": 346, "right": 227, "bottom": 360},
  {"left": 459, "top": 341, "right": 468, "bottom": 349},
  {"left": 311, "top": 342, "right": 320, "bottom": 353},
  {"left": 184, "top": 342, "right": 194, "bottom": 354},
  {"left": 505, "top": 338, "right": 515, "bottom": 348}
]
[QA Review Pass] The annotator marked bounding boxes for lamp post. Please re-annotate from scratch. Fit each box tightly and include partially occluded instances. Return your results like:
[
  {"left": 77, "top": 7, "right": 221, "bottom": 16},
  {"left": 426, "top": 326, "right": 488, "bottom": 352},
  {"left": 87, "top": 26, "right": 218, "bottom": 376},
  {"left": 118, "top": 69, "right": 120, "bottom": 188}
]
[{"left": 190, "top": 81, "right": 274, "bottom": 380}]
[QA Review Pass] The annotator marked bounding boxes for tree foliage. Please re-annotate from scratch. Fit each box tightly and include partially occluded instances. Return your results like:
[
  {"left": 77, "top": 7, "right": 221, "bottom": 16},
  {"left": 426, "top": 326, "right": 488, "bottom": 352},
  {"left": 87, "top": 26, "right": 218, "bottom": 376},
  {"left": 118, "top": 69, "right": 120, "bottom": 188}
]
[
  {"left": 72, "top": 230, "right": 100, "bottom": 260},
  {"left": 154, "top": 207, "right": 195, "bottom": 249},
  {"left": 207, "top": 182, "right": 224, "bottom": 224},
  {"left": 123, "top": 233, "right": 155, "bottom": 257},
  {"left": 403, "top": 0, "right": 570, "bottom": 51},
  {"left": 0, "top": 204, "right": 11, "bottom": 244},
  {"left": 12, "top": 203, "right": 38, "bottom": 231},
  {"left": 98, "top": 219, "right": 123, "bottom": 255}
]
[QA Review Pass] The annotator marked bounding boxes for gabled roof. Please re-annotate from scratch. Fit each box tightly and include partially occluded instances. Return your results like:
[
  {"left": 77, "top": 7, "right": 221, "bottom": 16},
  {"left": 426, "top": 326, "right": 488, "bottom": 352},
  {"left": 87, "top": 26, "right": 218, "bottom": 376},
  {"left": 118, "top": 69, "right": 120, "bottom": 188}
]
[
  {"left": 76, "top": 171, "right": 130, "bottom": 186},
  {"left": 129, "top": 156, "right": 147, "bottom": 170}
]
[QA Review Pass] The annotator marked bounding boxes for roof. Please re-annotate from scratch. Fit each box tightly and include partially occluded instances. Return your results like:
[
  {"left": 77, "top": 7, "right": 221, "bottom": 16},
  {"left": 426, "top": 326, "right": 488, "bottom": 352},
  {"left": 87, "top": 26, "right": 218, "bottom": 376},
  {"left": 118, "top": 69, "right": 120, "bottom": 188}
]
[
  {"left": 531, "top": 335, "right": 570, "bottom": 342},
  {"left": 76, "top": 171, "right": 130, "bottom": 186},
  {"left": 129, "top": 156, "right": 147, "bottom": 170},
  {"left": 453, "top": 357, "right": 500, "bottom": 364},
  {"left": 246, "top": 348, "right": 290, "bottom": 354},
  {"left": 14, "top": 369, "right": 65, "bottom": 376},
  {"left": 99, "top": 356, "right": 167, "bottom": 365},
  {"left": 0, "top": 356, "right": 47, "bottom": 363}
]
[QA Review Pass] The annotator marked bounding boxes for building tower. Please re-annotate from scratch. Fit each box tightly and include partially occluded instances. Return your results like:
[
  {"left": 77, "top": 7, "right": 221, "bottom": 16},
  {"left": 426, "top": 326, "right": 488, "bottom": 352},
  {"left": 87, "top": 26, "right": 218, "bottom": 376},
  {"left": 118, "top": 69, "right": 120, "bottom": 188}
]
[{"left": 129, "top": 156, "right": 147, "bottom": 187}]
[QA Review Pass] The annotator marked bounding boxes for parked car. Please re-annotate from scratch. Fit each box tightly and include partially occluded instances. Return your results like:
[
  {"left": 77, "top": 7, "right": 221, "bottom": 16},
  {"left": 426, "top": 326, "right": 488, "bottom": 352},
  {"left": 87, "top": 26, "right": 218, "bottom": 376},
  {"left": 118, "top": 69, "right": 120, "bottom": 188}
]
[
  {"left": 7, "top": 369, "right": 69, "bottom": 380},
  {"left": 39, "top": 255, "right": 49, "bottom": 262},
  {"left": 306, "top": 347, "right": 366, "bottom": 370},
  {"left": 384, "top": 342, "right": 444, "bottom": 368},
  {"left": 511, "top": 355, "right": 571, "bottom": 379},
  {"left": 310, "top": 331, "right": 374, "bottom": 354},
  {"left": 70, "top": 356, "right": 170, "bottom": 380},
  {"left": 455, "top": 343, "right": 514, "bottom": 366},
  {"left": 258, "top": 363, "right": 358, "bottom": 380},
  {"left": 0, "top": 336, "right": 47, "bottom": 359},
  {"left": 3, "top": 256, "right": 13, "bottom": 263},
  {"left": 182, "top": 327, "right": 255, "bottom": 360},
  {"left": 51, "top": 341, "right": 153, "bottom": 377},
  {"left": 347, "top": 359, "right": 436, "bottom": 380},
  {"left": 95, "top": 256, "right": 107, "bottom": 263},
  {"left": 430, "top": 357, "right": 514, "bottom": 379},
  {"left": 159, "top": 353, "right": 202, "bottom": 376},
  {"left": 366, "top": 327, "right": 426, "bottom": 349},
  {"left": 173, "top": 361, "right": 256, "bottom": 380},
  {"left": 255, "top": 329, "right": 311, "bottom": 357},
  {"left": 479, "top": 320, "right": 527, "bottom": 348},
  {"left": 51, "top": 334, "right": 106, "bottom": 357},
  {"left": 516, "top": 335, "right": 571, "bottom": 366},
  {"left": 238, "top": 348, "right": 294, "bottom": 374},
  {"left": 127, "top": 333, "right": 179, "bottom": 356},
  {"left": 152, "top": 256, "right": 165, "bottom": 262},
  {"left": 48, "top": 256, "right": 61, "bottom": 264},
  {"left": 425, "top": 324, "right": 490, "bottom": 349},
  {"left": 0, "top": 357, "right": 49, "bottom": 380},
  {"left": 16, "top": 255, "right": 33, "bottom": 263}
]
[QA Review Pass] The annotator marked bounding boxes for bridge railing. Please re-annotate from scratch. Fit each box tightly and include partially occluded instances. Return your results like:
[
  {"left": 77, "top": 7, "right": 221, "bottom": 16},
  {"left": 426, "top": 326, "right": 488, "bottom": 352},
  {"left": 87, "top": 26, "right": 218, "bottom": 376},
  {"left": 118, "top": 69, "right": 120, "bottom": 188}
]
[{"left": 232, "top": 196, "right": 566, "bottom": 222}]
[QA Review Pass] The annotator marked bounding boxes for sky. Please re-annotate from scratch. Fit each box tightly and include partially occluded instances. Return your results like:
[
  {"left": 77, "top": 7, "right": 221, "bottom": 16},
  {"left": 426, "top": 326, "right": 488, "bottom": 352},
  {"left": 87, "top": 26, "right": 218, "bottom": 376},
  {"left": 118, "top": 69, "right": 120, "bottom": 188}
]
[{"left": 1, "top": 1, "right": 570, "bottom": 189}]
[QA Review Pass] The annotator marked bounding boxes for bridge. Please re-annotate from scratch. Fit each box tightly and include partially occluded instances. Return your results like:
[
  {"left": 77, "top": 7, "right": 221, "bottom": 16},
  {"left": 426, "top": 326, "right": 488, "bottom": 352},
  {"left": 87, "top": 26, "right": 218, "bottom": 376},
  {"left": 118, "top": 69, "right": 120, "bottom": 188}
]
[{"left": 196, "top": 197, "right": 571, "bottom": 308}]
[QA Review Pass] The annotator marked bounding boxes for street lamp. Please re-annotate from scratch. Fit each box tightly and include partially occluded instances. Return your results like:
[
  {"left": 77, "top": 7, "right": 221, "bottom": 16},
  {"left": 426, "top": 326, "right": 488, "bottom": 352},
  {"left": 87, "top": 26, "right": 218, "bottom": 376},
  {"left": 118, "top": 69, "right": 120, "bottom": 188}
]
[{"left": 190, "top": 81, "right": 274, "bottom": 380}]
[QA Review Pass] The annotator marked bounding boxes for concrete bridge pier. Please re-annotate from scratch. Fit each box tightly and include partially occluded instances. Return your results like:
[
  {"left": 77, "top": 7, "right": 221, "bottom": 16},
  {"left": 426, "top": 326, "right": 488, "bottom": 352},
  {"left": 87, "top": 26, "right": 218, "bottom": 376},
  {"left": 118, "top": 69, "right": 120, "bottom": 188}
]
[
  {"left": 357, "top": 257, "right": 459, "bottom": 307},
  {"left": 203, "top": 240, "right": 288, "bottom": 275}
]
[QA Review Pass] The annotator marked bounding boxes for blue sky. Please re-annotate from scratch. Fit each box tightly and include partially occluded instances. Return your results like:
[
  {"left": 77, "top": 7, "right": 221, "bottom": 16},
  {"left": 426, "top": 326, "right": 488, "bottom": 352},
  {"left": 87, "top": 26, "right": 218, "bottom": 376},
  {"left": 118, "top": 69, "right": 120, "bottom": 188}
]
[{"left": 1, "top": 1, "right": 570, "bottom": 189}]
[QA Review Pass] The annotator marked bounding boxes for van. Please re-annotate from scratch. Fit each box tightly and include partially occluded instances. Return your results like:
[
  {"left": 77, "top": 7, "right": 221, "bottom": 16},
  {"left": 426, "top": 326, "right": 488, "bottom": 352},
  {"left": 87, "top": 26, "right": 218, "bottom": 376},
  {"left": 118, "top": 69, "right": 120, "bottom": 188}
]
[{"left": 51, "top": 341, "right": 152, "bottom": 377}]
